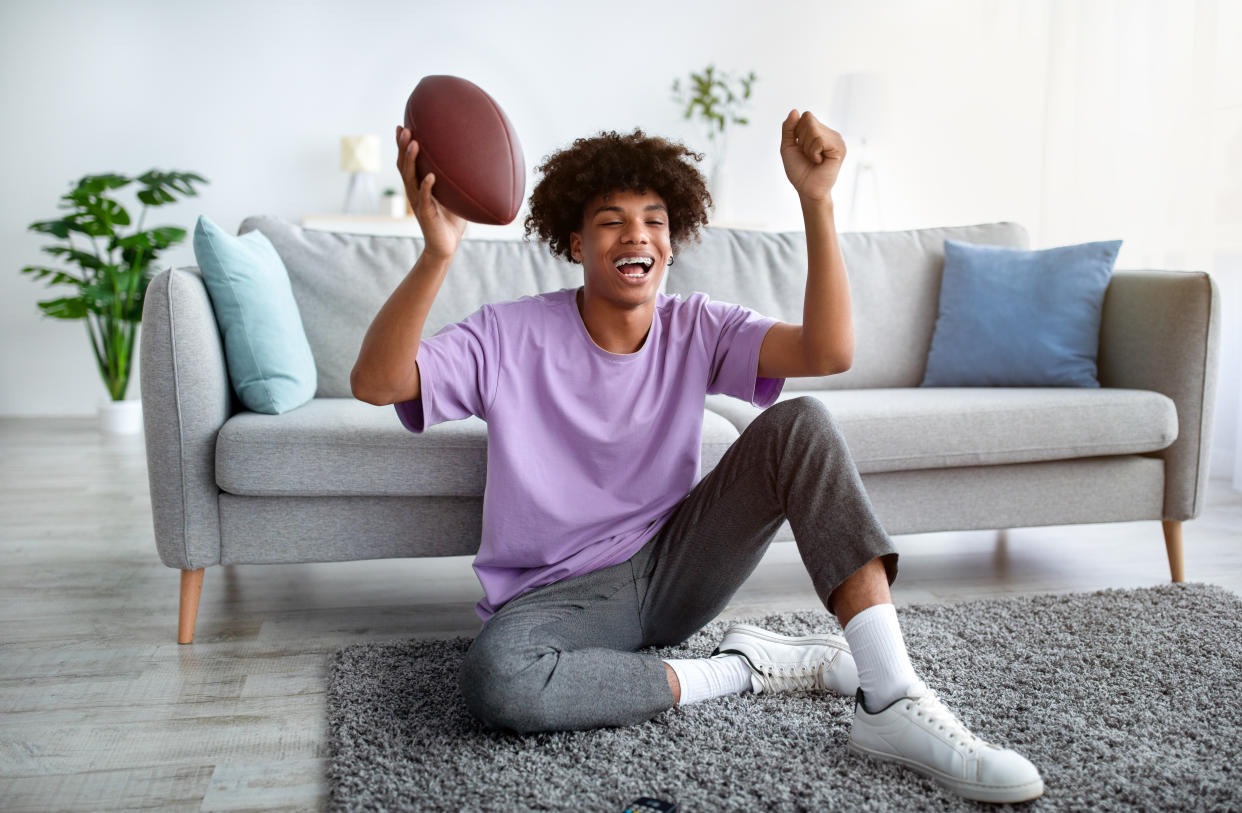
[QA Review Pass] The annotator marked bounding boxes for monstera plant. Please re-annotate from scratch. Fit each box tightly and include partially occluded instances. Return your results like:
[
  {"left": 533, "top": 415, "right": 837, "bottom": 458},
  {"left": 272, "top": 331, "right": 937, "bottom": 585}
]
[{"left": 22, "top": 170, "right": 208, "bottom": 408}]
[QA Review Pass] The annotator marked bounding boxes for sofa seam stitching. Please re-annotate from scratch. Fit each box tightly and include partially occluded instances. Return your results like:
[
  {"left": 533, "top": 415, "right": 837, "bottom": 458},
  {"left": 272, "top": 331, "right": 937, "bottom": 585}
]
[
  {"left": 168, "top": 271, "right": 193, "bottom": 569},
  {"left": 855, "top": 437, "right": 1173, "bottom": 463},
  {"left": 219, "top": 440, "right": 486, "bottom": 449},
  {"left": 1187, "top": 272, "right": 1213, "bottom": 519}
]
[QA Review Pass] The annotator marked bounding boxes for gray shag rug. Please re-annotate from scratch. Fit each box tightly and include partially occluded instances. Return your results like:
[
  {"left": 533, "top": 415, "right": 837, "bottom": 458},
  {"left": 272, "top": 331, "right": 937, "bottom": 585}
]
[{"left": 327, "top": 583, "right": 1242, "bottom": 811}]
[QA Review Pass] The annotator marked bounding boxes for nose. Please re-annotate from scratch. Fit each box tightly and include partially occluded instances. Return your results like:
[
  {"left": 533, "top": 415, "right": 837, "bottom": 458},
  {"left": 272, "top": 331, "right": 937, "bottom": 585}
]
[{"left": 620, "top": 219, "right": 649, "bottom": 244}]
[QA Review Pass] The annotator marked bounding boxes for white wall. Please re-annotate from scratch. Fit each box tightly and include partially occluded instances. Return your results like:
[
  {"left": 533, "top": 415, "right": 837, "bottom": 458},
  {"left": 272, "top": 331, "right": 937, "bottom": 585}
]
[{"left": 0, "top": 0, "right": 1236, "bottom": 478}]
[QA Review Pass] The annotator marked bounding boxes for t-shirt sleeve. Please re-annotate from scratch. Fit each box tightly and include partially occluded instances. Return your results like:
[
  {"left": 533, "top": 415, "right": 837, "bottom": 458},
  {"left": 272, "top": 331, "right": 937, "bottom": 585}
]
[
  {"left": 701, "top": 297, "right": 786, "bottom": 407},
  {"left": 393, "top": 304, "right": 500, "bottom": 433}
]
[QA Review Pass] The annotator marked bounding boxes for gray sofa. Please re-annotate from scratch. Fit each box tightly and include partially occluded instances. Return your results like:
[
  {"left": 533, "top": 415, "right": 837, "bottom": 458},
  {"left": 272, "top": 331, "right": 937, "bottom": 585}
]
[{"left": 140, "top": 216, "right": 1221, "bottom": 643}]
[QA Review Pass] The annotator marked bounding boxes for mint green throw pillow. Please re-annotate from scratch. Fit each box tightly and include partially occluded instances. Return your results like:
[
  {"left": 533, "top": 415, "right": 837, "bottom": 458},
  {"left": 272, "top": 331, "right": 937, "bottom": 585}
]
[{"left": 192, "top": 215, "right": 316, "bottom": 414}]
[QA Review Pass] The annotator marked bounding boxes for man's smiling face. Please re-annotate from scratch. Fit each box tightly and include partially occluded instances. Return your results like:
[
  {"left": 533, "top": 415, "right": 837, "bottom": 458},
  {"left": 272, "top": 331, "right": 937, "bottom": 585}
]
[{"left": 570, "top": 188, "right": 671, "bottom": 308}]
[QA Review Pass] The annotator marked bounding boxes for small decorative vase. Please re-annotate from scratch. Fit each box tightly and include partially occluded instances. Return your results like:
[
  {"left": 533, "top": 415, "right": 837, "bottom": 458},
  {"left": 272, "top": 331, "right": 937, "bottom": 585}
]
[
  {"left": 99, "top": 398, "right": 143, "bottom": 435},
  {"left": 386, "top": 193, "right": 407, "bottom": 218}
]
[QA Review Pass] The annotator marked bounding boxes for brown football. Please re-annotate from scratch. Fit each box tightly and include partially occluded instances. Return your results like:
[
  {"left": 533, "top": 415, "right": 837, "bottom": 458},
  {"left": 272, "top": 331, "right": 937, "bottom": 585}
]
[{"left": 403, "top": 75, "right": 525, "bottom": 225}]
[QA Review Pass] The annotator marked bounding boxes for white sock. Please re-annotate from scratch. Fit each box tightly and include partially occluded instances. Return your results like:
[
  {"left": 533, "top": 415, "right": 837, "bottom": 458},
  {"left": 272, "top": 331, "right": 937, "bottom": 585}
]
[
  {"left": 843, "top": 603, "right": 921, "bottom": 713},
  {"left": 663, "top": 654, "right": 754, "bottom": 706}
]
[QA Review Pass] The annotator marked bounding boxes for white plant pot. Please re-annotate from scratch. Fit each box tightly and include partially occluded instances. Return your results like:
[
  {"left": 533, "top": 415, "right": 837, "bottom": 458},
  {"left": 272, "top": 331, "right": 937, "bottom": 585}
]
[
  {"left": 386, "top": 194, "right": 407, "bottom": 218},
  {"left": 99, "top": 398, "right": 143, "bottom": 435}
]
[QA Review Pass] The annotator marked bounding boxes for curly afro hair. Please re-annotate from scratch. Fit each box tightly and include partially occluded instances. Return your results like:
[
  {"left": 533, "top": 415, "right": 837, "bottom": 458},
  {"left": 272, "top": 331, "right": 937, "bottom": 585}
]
[{"left": 523, "top": 129, "right": 712, "bottom": 263}]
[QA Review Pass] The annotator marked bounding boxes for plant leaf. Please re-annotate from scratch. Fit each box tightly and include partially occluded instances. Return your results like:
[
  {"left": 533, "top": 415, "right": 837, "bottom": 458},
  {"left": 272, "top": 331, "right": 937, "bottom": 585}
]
[
  {"left": 137, "top": 169, "right": 209, "bottom": 205},
  {"left": 74, "top": 174, "right": 132, "bottom": 196},
  {"left": 28, "top": 219, "right": 72, "bottom": 239},
  {"left": 81, "top": 280, "right": 125, "bottom": 314},
  {"left": 21, "top": 265, "right": 86, "bottom": 287},
  {"left": 62, "top": 216, "right": 112, "bottom": 238},
  {"left": 36, "top": 296, "right": 91, "bottom": 320},
  {"left": 111, "top": 226, "right": 185, "bottom": 267},
  {"left": 111, "top": 266, "right": 147, "bottom": 291},
  {"left": 40, "top": 246, "right": 104, "bottom": 270},
  {"left": 148, "top": 226, "right": 186, "bottom": 247},
  {"left": 77, "top": 197, "right": 132, "bottom": 230},
  {"left": 675, "top": 64, "right": 758, "bottom": 138}
]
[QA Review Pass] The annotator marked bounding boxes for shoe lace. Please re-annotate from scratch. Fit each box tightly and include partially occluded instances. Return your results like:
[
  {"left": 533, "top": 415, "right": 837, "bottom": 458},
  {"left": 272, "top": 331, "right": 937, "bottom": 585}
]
[
  {"left": 753, "top": 661, "right": 831, "bottom": 693},
  {"left": 905, "top": 689, "right": 985, "bottom": 756}
]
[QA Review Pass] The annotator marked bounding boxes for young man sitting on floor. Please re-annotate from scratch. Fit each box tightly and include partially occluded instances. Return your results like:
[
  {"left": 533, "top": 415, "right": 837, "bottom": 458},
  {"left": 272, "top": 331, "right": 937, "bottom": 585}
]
[{"left": 351, "top": 110, "right": 1044, "bottom": 805}]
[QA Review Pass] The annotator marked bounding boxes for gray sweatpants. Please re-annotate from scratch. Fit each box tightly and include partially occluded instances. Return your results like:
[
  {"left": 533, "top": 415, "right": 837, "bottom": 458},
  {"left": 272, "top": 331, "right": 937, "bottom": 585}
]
[{"left": 459, "top": 396, "right": 899, "bottom": 733}]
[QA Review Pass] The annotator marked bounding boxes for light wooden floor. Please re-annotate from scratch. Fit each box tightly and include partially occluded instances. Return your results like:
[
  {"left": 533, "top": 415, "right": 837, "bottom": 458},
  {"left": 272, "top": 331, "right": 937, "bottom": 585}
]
[{"left": 2, "top": 417, "right": 1240, "bottom": 811}]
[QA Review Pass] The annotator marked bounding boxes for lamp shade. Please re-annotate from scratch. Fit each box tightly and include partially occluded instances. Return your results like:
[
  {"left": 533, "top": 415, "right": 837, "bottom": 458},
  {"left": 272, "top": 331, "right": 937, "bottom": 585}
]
[
  {"left": 829, "top": 73, "right": 886, "bottom": 142},
  {"left": 340, "top": 135, "right": 380, "bottom": 173}
]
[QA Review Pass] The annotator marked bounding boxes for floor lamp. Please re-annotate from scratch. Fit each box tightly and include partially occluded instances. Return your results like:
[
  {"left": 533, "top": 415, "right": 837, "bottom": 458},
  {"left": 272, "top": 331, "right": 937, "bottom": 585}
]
[
  {"left": 830, "top": 73, "right": 886, "bottom": 231},
  {"left": 848, "top": 138, "right": 882, "bottom": 232}
]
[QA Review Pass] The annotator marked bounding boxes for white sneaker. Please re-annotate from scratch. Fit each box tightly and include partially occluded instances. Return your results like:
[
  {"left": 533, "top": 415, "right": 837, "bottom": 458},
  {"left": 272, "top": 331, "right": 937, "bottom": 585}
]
[
  {"left": 848, "top": 682, "right": 1044, "bottom": 804},
  {"left": 712, "top": 623, "right": 859, "bottom": 696}
]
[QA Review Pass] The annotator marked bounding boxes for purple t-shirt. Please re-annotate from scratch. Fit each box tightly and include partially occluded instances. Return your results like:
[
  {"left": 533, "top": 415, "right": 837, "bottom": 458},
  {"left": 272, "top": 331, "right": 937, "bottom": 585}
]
[{"left": 395, "top": 286, "right": 784, "bottom": 621}]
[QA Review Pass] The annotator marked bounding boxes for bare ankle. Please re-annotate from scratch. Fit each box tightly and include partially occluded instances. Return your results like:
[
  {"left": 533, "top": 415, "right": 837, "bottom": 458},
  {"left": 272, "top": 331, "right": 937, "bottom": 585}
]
[{"left": 664, "top": 662, "right": 681, "bottom": 704}]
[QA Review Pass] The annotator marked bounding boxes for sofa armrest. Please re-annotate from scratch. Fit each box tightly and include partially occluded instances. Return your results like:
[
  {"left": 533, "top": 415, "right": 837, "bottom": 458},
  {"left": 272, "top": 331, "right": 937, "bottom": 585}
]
[
  {"left": 140, "top": 266, "right": 235, "bottom": 569},
  {"left": 1097, "top": 270, "right": 1221, "bottom": 520}
]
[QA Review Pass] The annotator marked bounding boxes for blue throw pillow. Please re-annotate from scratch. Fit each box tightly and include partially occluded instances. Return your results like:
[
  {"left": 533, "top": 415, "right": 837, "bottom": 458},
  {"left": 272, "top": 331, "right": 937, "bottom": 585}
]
[
  {"left": 192, "top": 215, "right": 316, "bottom": 413},
  {"left": 921, "top": 238, "right": 1122, "bottom": 387}
]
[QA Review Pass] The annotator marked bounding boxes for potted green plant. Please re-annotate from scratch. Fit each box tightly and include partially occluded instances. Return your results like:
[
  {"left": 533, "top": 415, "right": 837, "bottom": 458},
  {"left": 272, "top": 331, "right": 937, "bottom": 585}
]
[
  {"left": 671, "top": 64, "right": 758, "bottom": 217},
  {"left": 22, "top": 170, "right": 208, "bottom": 434},
  {"left": 381, "top": 186, "right": 408, "bottom": 218}
]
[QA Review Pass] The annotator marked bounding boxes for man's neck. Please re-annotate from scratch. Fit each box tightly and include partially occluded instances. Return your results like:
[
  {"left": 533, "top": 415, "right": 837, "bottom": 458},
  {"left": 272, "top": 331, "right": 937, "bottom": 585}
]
[{"left": 576, "top": 287, "right": 654, "bottom": 355}]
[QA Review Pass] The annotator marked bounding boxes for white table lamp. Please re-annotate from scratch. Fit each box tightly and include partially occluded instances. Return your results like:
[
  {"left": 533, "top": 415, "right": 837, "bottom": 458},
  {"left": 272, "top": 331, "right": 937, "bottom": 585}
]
[{"left": 341, "top": 135, "right": 381, "bottom": 214}]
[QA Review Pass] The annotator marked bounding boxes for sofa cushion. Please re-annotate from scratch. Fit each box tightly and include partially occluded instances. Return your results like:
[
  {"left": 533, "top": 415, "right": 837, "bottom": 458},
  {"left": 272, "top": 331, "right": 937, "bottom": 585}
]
[
  {"left": 191, "top": 215, "right": 317, "bottom": 414},
  {"left": 215, "top": 398, "right": 742, "bottom": 497},
  {"left": 238, "top": 215, "right": 582, "bottom": 399},
  {"left": 666, "top": 222, "right": 1030, "bottom": 391},
  {"left": 705, "top": 388, "right": 1176, "bottom": 474},
  {"left": 921, "top": 238, "right": 1123, "bottom": 387}
]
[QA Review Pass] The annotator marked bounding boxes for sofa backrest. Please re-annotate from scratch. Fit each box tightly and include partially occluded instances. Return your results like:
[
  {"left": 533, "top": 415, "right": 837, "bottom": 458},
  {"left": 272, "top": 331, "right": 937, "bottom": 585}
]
[
  {"left": 240, "top": 215, "right": 1027, "bottom": 397},
  {"left": 667, "top": 222, "right": 1029, "bottom": 389},
  {"left": 240, "top": 215, "right": 580, "bottom": 398}
]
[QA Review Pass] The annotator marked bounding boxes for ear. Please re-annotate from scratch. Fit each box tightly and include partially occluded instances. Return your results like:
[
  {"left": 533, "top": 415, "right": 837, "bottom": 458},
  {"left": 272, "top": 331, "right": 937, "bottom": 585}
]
[{"left": 569, "top": 231, "right": 582, "bottom": 263}]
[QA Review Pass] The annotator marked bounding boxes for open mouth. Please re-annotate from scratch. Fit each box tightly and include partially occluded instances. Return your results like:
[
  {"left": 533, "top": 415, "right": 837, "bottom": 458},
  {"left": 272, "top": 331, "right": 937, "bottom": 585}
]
[{"left": 613, "top": 256, "right": 654, "bottom": 281}]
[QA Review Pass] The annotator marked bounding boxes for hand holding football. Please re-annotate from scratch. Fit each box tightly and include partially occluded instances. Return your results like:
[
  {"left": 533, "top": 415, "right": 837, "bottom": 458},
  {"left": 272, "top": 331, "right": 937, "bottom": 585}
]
[{"left": 395, "top": 128, "right": 466, "bottom": 260}]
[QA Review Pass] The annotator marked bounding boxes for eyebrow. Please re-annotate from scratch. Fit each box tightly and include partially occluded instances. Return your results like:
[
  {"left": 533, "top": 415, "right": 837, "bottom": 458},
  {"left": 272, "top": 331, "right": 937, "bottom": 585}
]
[{"left": 592, "top": 204, "right": 668, "bottom": 217}]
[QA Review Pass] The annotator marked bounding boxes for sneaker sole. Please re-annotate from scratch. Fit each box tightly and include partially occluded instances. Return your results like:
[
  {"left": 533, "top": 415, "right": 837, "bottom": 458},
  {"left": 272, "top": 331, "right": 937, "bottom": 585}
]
[
  {"left": 847, "top": 740, "right": 1045, "bottom": 804},
  {"left": 714, "top": 623, "right": 849, "bottom": 653}
]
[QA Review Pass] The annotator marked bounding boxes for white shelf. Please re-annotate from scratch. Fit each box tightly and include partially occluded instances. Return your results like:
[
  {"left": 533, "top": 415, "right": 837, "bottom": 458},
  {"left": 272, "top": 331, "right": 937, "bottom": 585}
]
[
  {"left": 301, "top": 214, "right": 531, "bottom": 240},
  {"left": 301, "top": 214, "right": 420, "bottom": 236}
]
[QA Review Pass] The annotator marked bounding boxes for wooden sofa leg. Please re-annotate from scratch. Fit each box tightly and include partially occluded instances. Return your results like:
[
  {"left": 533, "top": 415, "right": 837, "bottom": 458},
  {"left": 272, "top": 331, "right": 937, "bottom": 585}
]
[
  {"left": 1161, "top": 520, "right": 1185, "bottom": 583},
  {"left": 179, "top": 568, "right": 205, "bottom": 644}
]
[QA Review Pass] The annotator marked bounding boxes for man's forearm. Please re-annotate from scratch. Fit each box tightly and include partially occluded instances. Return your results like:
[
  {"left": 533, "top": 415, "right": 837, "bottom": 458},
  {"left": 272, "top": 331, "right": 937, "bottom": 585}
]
[
  {"left": 350, "top": 250, "right": 452, "bottom": 403},
  {"left": 801, "top": 197, "right": 855, "bottom": 371}
]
